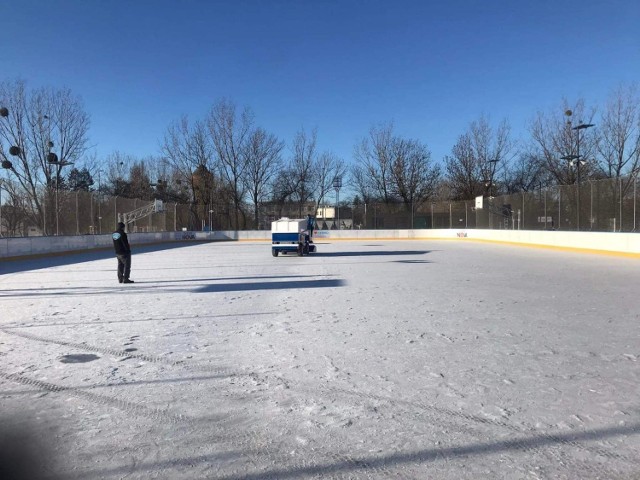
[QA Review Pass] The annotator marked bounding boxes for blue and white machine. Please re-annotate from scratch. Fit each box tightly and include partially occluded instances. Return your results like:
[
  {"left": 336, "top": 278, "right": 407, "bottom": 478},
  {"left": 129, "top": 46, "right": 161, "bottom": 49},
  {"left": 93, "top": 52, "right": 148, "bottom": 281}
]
[{"left": 271, "top": 216, "right": 316, "bottom": 257}]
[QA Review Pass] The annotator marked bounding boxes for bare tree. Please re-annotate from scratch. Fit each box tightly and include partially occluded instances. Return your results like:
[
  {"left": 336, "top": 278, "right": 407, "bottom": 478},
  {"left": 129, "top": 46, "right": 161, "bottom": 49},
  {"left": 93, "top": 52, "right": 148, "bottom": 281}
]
[
  {"left": 353, "top": 123, "right": 395, "bottom": 202},
  {"left": 127, "top": 160, "right": 154, "bottom": 200},
  {"left": 444, "top": 132, "right": 477, "bottom": 200},
  {"left": 501, "top": 153, "right": 549, "bottom": 193},
  {"left": 243, "top": 127, "right": 284, "bottom": 228},
  {"left": 269, "top": 170, "right": 297, "bottom": 218},
  {"left": 390, "top": 138, "right": 440, "bottom": 209},
  {"left": 445, "top": 116, "right": 514, "bottom": 200},
  {"left": 0, "top": 80, "right": 90, "bottom": 234},
  {"left": 355, "top": 123, "right": 440, "bottom": 207},
  {"left": 350, "top": 163, "right": 375, "bottom": 205},
  {"left": 101, "top": 151, "right": 135, "bottom": 196},
  {"left": 207, "top": 99, "right": 253, "bottom": 229},
  {"left": 529, "top": 99, "right": 597, "bottom": 185},
  {"left": 0, "top": 178, "right": 29, "bottom": 236},
  {"left": 287, "top": 127, "right": 318, "bottom": 216},
  {"left": 597, "top": 84, "right": 640, "bottom": 185},
  {"left": 313, "top": 151, "right": 347, "bottom": 215},
  {"left": 162, "top": 116, "right": 214, "bottom": 228}
]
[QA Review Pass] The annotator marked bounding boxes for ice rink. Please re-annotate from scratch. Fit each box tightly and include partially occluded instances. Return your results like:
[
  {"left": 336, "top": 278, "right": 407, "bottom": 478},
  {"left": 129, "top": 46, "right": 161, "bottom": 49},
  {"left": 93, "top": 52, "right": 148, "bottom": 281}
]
[{"left": 1, "top": 239, "right": 639, "bottom": 479}]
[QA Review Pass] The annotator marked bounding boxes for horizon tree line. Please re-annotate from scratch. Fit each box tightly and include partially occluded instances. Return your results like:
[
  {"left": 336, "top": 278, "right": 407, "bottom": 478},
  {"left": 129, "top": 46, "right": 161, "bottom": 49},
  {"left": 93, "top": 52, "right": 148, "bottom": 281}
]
[{"left": 1, "top": 78, "right": 639, "bottom": 234}]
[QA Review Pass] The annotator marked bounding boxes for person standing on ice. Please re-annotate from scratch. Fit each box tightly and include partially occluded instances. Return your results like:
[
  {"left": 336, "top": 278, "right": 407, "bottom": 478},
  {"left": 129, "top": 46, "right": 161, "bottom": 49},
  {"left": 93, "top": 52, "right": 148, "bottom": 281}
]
[
  {"left": 306, "top": 214, "right": 315, "bottom": 238},
  {"left": 112, "top": 222, "right": 134, "bottom": 284}
]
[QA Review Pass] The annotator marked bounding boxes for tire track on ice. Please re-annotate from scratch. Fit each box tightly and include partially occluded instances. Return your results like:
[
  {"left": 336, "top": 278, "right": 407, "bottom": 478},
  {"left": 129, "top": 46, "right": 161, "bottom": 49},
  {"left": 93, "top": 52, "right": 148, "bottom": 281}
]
[
  {"left": 0, "top": 327, "right": 235, "bottom": 376},
  {"left": 2, "top": 326, "right": 628, "bottom": 477},
  {"left": 0, "top": 368, "right": 385, "bottom": 480},
  {"left": 310, "top": 384, "right": 636, "bottom": 477},
  {"left": 9, "top": 326, "right": 627, "bottom": 478},
  {"left": 0, "top": 328, "right": 409, "bottom": 480}
]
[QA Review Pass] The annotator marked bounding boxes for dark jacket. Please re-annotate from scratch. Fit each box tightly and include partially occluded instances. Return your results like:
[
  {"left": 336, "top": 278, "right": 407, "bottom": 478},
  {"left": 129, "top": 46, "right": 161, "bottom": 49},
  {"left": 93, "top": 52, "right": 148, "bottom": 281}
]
[{"left": 112, "top": 226, "right": 131, "bottom": 255}]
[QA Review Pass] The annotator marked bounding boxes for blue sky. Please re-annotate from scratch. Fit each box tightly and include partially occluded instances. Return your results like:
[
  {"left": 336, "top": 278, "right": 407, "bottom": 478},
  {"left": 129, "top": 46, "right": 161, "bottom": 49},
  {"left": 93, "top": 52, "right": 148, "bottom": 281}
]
[{"left": 2, "top": 0, "right": 639, "bottom": 168}]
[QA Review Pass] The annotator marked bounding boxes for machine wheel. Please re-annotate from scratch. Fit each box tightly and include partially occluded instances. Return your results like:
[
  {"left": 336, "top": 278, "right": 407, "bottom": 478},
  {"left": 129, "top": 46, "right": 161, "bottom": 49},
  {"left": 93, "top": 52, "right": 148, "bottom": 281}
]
[{"left": 272, "top": 249, "right": 278, "bottom": 257}]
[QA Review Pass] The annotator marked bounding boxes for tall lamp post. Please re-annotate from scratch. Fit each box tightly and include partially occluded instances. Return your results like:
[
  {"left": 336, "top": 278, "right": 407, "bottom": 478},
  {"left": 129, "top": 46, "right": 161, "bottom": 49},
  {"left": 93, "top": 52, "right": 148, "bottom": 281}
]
[
  {"left": 333, "top": 175, "right": 342, "bottom": 230},
  {"left": 572, "top": 122, "right": 594, "bottom": 231},
  {"left": 47, "top": 148, "right": 74, "bottom": 236},
  {"left": 482, "top": 159, "right": 499, "bottom": 229},
  {"left": 562, "top": 121, "right": 594, "bottom": 230},
  {"left": 93, "top": 169, "right": 103, "bottom": 234},
  {"left": 482, "top": 158, "right": 499, "bottom": 229}
]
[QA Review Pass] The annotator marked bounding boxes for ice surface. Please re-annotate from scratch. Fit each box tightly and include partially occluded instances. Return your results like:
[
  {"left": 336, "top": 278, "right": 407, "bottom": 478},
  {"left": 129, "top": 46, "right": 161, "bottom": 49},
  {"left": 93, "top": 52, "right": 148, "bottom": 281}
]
[{"left": 1, "top": 240, "right": 639, "bottom": 479}]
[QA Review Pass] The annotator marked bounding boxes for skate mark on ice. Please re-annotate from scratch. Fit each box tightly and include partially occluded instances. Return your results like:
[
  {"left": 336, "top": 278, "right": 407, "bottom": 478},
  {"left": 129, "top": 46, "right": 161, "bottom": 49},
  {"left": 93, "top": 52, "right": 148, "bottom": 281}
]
[
  {"left": 0, "top": 327, "right": 235, "bottom": 377},
  {"left": 0, "top": 369, "right": 188, "bottom": 424},
  {"left": 3, "top": 370, "right": 409, "bottom": 480},
  {"left": 4, "top": 325, "right": 630, "bottom": 469},
  {"left": 309, "top": 384, "right": 636, "bottom": 467},
  {"left": 0, "top": 340, "right": 409, "bottom": 479}
]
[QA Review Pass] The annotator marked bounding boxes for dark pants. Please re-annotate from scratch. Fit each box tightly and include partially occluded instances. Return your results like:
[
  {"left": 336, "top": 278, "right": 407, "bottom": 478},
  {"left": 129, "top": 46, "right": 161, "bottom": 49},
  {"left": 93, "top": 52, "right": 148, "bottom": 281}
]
[{"left": 116, "top": 254, "right": 131, "bottom": 282}]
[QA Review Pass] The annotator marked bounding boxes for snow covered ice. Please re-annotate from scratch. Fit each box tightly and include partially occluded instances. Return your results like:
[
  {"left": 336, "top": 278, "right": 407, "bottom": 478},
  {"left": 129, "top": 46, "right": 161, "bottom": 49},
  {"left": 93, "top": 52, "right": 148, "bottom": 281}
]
[{"left": 1, "top": 239, "right": 639, "bottom": 479}]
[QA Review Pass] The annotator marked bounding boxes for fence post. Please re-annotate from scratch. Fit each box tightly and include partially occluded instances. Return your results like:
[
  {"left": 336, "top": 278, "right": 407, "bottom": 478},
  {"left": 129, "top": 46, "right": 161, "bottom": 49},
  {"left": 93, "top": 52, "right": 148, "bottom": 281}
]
[
  {"left": 76, "top": 191, "right": 79, "bottom": 235},
  {"left": 475, "top": 202, "right": 478, "bottom": 229},
  {"left": 411, "top": 201, "right": 414, "bottom": 229},
  {"left": 558, "top": 186, "right": 561, "bottom": 230},
  {"left": 590, "top": 180, "right": 593, "bottom": 231},
  {"left": 544, "top": 190, "right": 547, "bottom": 230},
  {"left": 619, "top": 177, "right": 623, "bottom": 232},
  {"left": 431, "top": 202, "right": 434, "bottom": 228}
]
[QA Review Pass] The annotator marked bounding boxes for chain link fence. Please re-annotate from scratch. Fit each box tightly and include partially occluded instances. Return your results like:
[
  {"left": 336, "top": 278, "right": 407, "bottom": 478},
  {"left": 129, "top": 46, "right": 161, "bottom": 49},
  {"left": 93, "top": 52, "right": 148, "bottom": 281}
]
[
  {"left": 348, "top": 175, "right": 638, "bottom": 233},
  {"left": 490, "top": 175, "right": 638, "bottom": 232},
  {"left": 0, "top": 175, "right": 638, "bottom": 237}
]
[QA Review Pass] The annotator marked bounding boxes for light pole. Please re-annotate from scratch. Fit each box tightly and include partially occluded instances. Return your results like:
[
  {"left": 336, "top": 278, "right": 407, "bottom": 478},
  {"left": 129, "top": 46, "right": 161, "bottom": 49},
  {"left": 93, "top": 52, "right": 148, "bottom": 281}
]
[
  {"left": 47, "top": 149, "right": 74, "bottom": 236},
  {"left": 572, "top": 122, "right": 594, "bottom": 230},
  {"left": 364, "top": 202, "right": 367, "bottom": 228},
  {"left": 563, "top": 110, "right": 594, "bottom": 230},
  {"left": 561, "top": 154, "right": 580, "bottom": 229},
  {"left": 90, "top": 190, "right": 93, "bottom": 234},
  {"left": 484, "top": 159, "right": 499, "bottom": 229},
  {"left": 333, "top": 175, "right": 342, "bottom": 230},
  {"left": 95, "top": 169, "right": 104, "bottom": 234}
]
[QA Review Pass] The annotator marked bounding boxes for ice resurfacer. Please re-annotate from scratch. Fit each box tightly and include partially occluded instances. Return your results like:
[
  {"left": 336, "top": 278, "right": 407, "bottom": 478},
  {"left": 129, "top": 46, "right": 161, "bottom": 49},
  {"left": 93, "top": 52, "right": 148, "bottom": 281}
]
[{"left": 271, "top": 217, "right": 316, "bottom": 257}]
